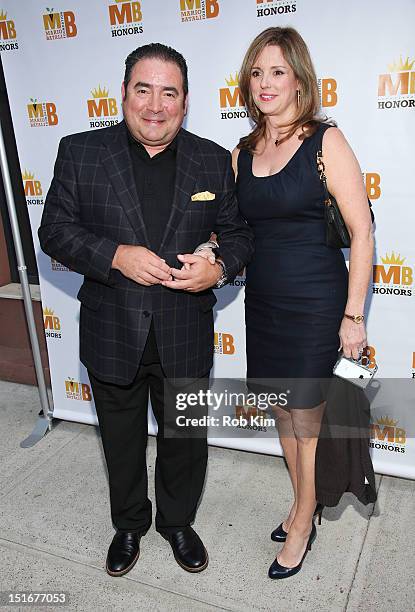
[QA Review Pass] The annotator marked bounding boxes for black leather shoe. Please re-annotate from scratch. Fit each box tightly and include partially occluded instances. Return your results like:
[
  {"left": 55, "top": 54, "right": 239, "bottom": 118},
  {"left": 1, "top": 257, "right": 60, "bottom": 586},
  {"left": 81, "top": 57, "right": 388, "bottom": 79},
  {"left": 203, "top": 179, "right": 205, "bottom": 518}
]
[
  {"left": 268, "top": 523, "right": 317, "bottom": 580},
  {"left": 271, "top": 503, "right": 324, "bottom": 542},
  {"left": 271, "top": 522, "right": 288, "bottom": 542},
  {"left": 162, "top": 527, "right": 208, "bottom": 573},
  {"left": 106, "top": 531, "right": 141, "bottom": 577}
]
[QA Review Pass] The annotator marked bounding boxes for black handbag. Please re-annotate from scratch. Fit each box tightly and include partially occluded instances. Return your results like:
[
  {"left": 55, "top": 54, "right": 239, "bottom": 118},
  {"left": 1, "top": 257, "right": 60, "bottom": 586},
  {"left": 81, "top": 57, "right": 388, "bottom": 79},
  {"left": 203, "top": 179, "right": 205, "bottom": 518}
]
[{"left": 316, "top": 150, "right": 374, "bottom": 249}]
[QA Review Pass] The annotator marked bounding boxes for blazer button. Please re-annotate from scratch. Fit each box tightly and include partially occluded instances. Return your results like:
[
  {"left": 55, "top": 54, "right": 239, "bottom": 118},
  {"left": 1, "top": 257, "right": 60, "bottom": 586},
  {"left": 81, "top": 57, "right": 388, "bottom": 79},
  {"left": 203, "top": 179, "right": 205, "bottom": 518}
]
[{"left": 143, "top": 311, "right": 151, "bottom": 318}]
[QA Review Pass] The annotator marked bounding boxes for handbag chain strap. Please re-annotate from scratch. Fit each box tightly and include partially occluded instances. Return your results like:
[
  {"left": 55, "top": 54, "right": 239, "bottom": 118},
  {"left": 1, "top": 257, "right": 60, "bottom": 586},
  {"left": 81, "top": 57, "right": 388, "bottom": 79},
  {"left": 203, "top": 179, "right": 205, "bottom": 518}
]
[{"left": 316, "top": 150, "right": 332, "bottom": 207}]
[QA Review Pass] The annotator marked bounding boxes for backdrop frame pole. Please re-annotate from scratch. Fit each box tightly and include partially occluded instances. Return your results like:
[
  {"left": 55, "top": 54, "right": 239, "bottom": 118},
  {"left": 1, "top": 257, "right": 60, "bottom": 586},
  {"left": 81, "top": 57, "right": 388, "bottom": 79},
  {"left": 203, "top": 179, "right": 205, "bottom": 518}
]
[{"left": 0, "top": 116, "right": 53, "bottom": 447}]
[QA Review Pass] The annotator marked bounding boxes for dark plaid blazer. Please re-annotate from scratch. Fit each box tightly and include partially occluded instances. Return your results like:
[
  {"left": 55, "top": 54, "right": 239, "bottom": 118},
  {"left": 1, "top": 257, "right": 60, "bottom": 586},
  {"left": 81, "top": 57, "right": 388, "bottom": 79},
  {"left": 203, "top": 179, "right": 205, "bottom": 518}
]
[{"left": 39, "top": 121, "right": 254, "bottom": 384}]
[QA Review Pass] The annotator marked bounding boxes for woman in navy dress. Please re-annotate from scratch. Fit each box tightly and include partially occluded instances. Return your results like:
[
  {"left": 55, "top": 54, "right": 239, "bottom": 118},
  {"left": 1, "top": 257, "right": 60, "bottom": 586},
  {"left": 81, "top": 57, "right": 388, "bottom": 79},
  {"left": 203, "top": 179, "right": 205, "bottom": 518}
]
[{"left": 233, "top": 27, "right": 373, "bottom": 579}]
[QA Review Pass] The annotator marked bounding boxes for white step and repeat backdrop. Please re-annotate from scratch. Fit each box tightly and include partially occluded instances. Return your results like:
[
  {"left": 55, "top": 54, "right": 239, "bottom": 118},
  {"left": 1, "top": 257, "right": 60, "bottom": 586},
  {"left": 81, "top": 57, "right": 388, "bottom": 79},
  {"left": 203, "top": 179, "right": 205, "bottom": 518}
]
[{"left": 1, "top": 0, "right": 414, "bottom": 477}]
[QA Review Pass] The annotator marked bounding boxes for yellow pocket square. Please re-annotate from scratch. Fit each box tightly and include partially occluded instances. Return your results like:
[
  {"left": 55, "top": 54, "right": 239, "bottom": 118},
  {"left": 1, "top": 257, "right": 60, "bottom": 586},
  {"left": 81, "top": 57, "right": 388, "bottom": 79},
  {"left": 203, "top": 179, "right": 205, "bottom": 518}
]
[{"left": 191, "top": 191, "right": 216, "bottom": 202}]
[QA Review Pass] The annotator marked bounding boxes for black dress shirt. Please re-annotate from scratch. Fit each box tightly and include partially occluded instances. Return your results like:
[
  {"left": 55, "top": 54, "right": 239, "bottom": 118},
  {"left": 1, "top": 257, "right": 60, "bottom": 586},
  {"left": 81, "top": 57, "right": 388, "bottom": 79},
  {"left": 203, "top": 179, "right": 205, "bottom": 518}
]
[
  {"left": 128, "top": 129, "right": 177, "bottom": 253},
  {"left": 127, "top": 128, "right": 178, "bottom": 366}
]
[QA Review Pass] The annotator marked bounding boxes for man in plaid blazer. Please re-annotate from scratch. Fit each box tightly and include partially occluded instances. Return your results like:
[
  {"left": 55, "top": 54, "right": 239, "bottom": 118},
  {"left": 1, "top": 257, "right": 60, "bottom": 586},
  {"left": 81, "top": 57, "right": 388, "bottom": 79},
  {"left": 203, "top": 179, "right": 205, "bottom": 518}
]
[{"left": 39, "top": 43, "right": 253, "bottom": 576}]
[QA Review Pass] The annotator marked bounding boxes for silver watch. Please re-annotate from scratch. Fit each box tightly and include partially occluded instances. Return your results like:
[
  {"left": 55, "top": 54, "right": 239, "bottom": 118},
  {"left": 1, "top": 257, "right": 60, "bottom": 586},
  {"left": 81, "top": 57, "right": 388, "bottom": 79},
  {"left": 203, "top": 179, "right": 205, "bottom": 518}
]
[{"left": 215, "top": 260, "right": 227, "bottom": 288}]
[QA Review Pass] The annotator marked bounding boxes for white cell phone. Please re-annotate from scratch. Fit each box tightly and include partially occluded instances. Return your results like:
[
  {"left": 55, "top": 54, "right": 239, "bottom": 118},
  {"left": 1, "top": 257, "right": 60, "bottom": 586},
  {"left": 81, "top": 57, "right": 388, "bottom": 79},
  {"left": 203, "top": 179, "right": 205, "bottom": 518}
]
[{"left": 333, "top": 354, "right": 378, "bottom": 388}]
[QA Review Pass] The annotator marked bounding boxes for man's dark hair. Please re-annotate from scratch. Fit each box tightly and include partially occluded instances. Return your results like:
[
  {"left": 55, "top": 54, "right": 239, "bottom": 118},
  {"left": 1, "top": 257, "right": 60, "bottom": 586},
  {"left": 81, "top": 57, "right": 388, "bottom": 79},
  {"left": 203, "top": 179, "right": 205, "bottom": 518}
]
[{"left": 124, "top": 43, "right": 188, "bottom": 97}]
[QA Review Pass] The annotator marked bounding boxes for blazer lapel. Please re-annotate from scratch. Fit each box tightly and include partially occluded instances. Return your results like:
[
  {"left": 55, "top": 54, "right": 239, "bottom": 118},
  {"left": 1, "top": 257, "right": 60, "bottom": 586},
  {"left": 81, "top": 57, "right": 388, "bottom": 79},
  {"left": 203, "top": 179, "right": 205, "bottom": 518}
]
[
  {"left": 101, "top": 121, "right": 150, "bottom": 247},
  {"left": 159, "top": 130, "right": 201, "bottom": 252}
]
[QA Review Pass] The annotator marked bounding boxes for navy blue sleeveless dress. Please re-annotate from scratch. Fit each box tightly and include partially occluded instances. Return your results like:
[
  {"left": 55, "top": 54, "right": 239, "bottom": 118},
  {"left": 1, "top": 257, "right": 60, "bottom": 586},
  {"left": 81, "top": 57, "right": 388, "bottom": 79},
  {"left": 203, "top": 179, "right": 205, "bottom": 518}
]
[{"left": 237, "top": 123, "right": 348, "bottom": 403}]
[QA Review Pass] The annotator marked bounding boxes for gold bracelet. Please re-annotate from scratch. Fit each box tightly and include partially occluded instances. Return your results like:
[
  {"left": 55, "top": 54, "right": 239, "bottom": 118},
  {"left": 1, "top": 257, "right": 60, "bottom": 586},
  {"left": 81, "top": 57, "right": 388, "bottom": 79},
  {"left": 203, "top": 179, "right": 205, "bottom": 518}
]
[{"left": 344, "top": 313, "right": 364, "bottom": 324}]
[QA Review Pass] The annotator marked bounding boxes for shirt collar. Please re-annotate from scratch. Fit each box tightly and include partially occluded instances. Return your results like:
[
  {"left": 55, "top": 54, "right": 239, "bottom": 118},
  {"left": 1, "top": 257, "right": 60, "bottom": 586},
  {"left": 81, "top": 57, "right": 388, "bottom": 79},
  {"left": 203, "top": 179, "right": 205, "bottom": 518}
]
[{"left": 126, "top": 125, "right": 179, "bottom": 157}]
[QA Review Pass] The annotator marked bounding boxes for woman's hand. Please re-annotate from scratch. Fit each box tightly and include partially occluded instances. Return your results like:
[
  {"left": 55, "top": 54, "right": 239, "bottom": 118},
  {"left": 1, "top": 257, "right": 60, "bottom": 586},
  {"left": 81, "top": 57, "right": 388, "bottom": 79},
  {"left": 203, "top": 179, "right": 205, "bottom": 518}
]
[
  {"left": 193, "top": 247, "right": 216, "bottom": 265},
  {"left": 188, "top": 232, "right": 218, "bottom": 270},
  {"left": 338, "top": 317, "right": 367, "bottom": 360}
]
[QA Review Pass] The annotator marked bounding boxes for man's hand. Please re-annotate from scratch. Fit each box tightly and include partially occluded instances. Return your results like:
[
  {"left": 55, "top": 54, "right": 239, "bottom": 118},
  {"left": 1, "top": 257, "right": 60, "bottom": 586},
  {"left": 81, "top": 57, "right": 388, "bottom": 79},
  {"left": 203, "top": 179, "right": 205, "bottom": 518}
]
[
  {"left": 162, "top": 254, "right": 222, "bottom": 292},
  {"left": 112, "top": 245, "right": 172, "bottom": 286}
]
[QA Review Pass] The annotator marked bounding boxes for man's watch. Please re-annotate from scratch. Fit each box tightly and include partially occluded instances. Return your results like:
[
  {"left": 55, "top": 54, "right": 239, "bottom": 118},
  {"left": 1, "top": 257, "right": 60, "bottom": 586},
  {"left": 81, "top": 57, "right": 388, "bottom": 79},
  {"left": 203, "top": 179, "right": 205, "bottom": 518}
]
[
  {"left": 344, "top": 313, "right": 365, "bottom": 324},
  {"left": 214, "top": 260, "right": 227, "bottom": 288}
]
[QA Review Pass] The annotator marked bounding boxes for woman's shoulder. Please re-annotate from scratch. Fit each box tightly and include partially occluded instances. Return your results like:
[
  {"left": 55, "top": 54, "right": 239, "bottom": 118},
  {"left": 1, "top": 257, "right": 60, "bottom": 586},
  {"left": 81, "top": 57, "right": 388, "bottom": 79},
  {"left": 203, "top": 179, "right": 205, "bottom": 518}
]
[
  {"left": 306, "top": 122, "right": 346, "bottom": 152},
  {"left": 231, "top": 146, "right": 240, "bottom": 163},
  {"left": 231, "top": 147, "right": 240, "bottom": 177},
  {"left": 313, "top": 121, "right": 344, "bottom": 141},
  {"left": 321, "top": 125, "right": 359, "bottom": 173},
  {"left": 320, "top": 125, "right": 349, "bottom": 154},
  {"left": 231, "top": 146, "right": 251, "bottom": 178}
]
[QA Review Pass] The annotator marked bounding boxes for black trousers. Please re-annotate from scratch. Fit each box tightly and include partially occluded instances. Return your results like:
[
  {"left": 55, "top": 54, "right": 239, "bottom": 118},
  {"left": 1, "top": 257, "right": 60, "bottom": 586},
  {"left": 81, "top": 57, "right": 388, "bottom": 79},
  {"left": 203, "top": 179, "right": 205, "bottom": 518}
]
[{"left": 89, "top": 324, "right": 208, "bottom": 535}]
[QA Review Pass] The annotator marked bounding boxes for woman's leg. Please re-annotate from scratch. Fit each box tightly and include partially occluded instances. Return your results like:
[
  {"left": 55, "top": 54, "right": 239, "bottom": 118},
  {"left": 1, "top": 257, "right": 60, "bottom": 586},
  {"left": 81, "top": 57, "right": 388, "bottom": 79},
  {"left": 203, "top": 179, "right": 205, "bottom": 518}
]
[
  {"left": 276, "top": 403, "right": 325, "bottom": 567},
  {"left": 274, "top": 405, "right": 298, "bottom": 530}
]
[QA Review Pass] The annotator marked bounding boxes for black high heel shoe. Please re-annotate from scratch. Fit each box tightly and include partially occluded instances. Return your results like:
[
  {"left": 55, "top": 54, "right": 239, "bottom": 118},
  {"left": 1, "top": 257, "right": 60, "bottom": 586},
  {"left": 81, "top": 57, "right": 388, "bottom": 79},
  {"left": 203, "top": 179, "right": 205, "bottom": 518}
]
[
  {"left": 268, "top": 523, "right": 317, "bottom": 580},
  {"left": 270, "top": 503, "right": 323, "bottom": 542},
  {"left": 314, "top": 502, "right": 324, "bottom": 525}
]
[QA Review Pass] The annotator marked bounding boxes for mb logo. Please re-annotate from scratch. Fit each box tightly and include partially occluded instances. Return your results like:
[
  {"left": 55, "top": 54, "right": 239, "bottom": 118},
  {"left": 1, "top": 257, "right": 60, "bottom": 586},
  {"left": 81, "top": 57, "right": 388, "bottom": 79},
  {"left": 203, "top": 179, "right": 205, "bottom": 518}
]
[
  {"left": 65, "top": 378, "right": 92, "bottom": 401},
  {"left": 87, "top": 86, "right": 119, "bottom": 128},
  {"left": 108, "top": 0, "right": 143, "bottom": 37},
  {"left": 214, "top": 332, "right": 235, "bottom": 355},
  {"left": 370, "top": 416, "right": 406, "bottom": 453},
  {"left": 361, "top": 345, "right": 377, "bottom": 370},
  {"left": 23, "top": 171, "right": 42, "bottom": 196},
  {"left": 318, "top": 78, "right": 337, "bottom": 107},
  {"left": 27, "top": 99, "right": 58, "bottom": 127},
  {"left": 0, "top": 10, "right": 18, "bottom": 51},
  {"left": 43, "top": 308, "right": 61, "bottom": 331},
  {"left": 0, "top": 10, "right": 16, "bottom": 38},
  {"left": 373, "top": 252, "right": 413, "bottom": 296},
  {"left": 220, "top": 73, "right": 247, "bottom": 120},
  {"left": 363, "top": 173, "right": 381, "bottom": 200},
  {"left": 22, "top": 170, "right": 44, "bottom": 206},
  {"left": 43, "top": 8, "right": 77, "bottom": 40},
  {"left": 235, "top": 404, "right": 266, "bottom": 422},
  {"left": 378, "top": 56, "right": 415, "bottom": 110},
  {"left": 180, "top": 0, "right": 220, "bottom": 22},
  {"left": 43, "top": 308, "right": 62, "bottom": 339}
]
